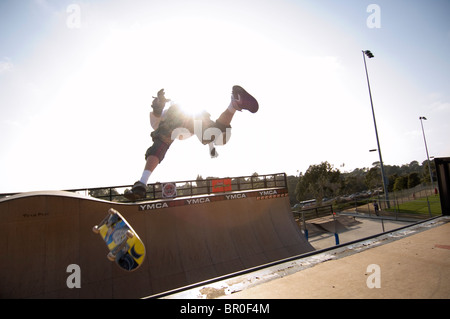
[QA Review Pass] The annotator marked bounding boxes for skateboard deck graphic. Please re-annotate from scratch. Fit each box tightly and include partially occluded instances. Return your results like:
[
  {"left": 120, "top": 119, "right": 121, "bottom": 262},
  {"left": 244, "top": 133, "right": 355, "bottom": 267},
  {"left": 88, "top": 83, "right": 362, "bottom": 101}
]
[{"left": 93, "top": 208, "right": 146, "bottom": 271}]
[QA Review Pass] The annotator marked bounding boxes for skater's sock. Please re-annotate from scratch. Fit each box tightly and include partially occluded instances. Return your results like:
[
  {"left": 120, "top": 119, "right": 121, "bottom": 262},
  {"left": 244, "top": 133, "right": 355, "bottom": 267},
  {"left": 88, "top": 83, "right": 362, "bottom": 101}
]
[
  {"left": 139, "top": 170, "right": 152, "bottom": 185},
  {"left": 228, "top": 97, "right": 238, "bottom": 113}
]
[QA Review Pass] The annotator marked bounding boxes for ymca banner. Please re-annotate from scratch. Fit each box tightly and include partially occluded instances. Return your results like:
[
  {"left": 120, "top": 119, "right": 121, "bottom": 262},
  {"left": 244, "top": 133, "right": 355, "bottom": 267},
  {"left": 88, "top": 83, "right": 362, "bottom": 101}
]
[{"left": 211, "top": 178, "right": 232, "bottom": 193}]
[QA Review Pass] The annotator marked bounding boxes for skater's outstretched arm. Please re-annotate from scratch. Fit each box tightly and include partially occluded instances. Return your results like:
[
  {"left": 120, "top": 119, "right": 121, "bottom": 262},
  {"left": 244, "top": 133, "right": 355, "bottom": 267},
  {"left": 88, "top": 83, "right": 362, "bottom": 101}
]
[
  {"left": 149, "top": 88, "right": 170, "bottom": 129},
  {"left": 152, "top": 89, "right": 170, "bottom": 116}
]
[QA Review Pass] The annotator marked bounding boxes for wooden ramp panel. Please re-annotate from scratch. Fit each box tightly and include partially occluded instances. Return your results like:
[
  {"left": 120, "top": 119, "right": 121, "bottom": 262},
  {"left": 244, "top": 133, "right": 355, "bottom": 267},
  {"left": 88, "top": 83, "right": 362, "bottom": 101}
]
[{"left": 0, "top": 189, "right": 314, "bottom": 298}]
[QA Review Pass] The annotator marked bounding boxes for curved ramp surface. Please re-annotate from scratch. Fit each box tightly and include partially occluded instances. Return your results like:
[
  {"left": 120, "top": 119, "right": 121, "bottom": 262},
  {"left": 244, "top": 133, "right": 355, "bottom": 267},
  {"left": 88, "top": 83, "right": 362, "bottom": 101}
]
[{"left": 0, "top": 188, "right": 314, "bottom": 298}]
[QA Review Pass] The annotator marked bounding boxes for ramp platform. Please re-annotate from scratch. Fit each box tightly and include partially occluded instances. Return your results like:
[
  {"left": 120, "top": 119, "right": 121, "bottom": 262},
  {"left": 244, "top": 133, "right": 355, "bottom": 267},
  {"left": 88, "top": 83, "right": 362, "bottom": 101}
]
[{"left": 0, "top": 174, "right": 314, "bottom": 298}]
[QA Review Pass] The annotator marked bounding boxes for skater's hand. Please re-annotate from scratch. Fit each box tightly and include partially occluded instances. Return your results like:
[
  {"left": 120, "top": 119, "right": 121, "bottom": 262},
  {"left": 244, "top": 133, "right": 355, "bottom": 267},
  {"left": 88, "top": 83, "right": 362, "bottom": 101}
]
[
  {"left": 153, "top": 89, "right": 170, "bottom": 104},
  {"left": 151, "top": 88, "right": 170, "bottom": 116}
]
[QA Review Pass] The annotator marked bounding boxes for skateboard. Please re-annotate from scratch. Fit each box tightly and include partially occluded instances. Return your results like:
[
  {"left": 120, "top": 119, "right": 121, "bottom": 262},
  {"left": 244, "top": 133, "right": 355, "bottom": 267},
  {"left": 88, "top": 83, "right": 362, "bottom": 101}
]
[{"left": 92, "top": 208, "right": 146, "bottom": 271}]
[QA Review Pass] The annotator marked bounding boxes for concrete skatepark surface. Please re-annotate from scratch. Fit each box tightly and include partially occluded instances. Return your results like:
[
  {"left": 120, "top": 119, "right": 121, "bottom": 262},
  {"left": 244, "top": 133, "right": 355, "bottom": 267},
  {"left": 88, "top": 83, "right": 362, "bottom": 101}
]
[
  {"left": 161, "top": 216, "right": 450, "bottom": 299},
  {"left": 220, "top": 216, "right": 450, "bottom": 299},
  {"left": 0, "top": 187, "right": 313, "bottom": 298}
]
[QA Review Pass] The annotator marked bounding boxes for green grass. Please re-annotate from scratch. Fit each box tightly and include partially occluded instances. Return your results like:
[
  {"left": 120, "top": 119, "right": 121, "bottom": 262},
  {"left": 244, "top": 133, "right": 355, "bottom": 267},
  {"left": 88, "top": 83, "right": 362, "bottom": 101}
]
[{"left": 389, "top": 195, "right": 442, "bottom": 217}]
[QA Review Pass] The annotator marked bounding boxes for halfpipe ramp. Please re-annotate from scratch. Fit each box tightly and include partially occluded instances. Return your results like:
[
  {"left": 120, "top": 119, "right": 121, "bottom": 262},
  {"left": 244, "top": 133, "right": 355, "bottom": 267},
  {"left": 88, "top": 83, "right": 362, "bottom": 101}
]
[{"left": 0, "top": 186, "right": 313, "bottom": 298}]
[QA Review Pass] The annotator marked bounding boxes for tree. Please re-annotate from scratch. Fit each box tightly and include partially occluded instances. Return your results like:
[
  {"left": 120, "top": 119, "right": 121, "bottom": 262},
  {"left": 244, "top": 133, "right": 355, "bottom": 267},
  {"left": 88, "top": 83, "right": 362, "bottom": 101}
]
[
  {"left": 287, "top": 175, "right": 300, "bottom": 206},
  {"left": 387, "top": 174, "right": 398, "bottom": 192},
  {"left": 195, "top": 174, "right": 207, "bottom": 194},
  {"left": 365, "top": 166, "right": 381, "bottom": 190},
  {"left": 407, "top": 172, "right": 421, "bottom": 189},
  {"left": 421, "top": 160, "right": 436, "bottom": 183},
  {"left": 393, "top": 176, "right": 408, "bottom": 191},
  {"left": 340, "top": 168, "right": 368, "bottom": 195},
  {"left": 295, "top": 162, "right": 340, "bottom": 204},
  {"left": 408, "top": 161, "right": 420, "bottom": 173}
]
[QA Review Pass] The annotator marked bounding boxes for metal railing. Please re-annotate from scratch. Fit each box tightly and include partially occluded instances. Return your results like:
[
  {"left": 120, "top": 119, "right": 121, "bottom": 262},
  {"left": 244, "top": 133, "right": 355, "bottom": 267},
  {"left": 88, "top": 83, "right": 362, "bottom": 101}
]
[
  {"left": 1, "top": 173, "right": 288, "bottom": 203},
  {"left": 75, "top": 172, "right": 288, "bottom": 202},
  {"left": 292, "top": 205, "right": 334, "bottom": 222}
]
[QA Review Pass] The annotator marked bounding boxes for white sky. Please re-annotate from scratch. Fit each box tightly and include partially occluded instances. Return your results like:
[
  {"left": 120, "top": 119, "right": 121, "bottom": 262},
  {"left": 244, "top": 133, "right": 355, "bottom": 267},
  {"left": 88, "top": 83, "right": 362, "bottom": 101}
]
[{"left": 1, "top": 0, "right": 449, "bottom": 193}]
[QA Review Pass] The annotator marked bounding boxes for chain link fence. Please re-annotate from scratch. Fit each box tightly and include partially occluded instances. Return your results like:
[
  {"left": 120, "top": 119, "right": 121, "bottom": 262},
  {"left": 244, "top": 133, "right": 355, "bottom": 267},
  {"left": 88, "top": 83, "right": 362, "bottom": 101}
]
[{"left": 334, "top": 183, "right": 441, "bottom": 220}]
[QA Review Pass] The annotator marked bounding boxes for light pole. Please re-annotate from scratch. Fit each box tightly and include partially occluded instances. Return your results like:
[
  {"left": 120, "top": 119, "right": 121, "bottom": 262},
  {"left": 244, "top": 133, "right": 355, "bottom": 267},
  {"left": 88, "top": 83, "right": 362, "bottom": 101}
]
[
  {"left": 419, "top": 116, "right": 433, "bottom": 183},
  {"left": 362, "top": 50, "right": 390, "bottom": 207}
]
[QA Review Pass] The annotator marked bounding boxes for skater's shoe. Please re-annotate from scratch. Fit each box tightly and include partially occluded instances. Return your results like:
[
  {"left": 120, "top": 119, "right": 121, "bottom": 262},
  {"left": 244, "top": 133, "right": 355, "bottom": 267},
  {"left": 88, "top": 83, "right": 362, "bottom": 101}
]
[
  {"left": 124, "top": 181, "right": 147, "bottom": 201},
  {"left": 231, "top": 85, "right": 259, "bottom": 113}
]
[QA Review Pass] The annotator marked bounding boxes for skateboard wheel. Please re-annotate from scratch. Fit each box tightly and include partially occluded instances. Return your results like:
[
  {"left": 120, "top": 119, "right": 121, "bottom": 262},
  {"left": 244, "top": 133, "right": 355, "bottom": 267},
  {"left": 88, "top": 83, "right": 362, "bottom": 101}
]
[
  {"left": 126, "top": 230, "right": 134, "bottom": 239},
  {"left": 107, "top": 252, "right": 116, "bottom": 261},
  {"left": 92, "top": 226, "right": 99, "bottom": 234}
]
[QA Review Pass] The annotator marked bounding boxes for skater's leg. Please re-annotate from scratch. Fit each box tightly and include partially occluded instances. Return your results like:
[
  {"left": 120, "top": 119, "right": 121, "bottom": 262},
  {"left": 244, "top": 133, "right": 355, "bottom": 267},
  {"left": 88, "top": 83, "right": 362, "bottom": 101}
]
[
  {"left": 209, "top": 102, "right": 237, "bottom": 155},
  {"left": 205, "top": 100, "right": 236, "bottom": 157},
  {"left": 138, "top": 155, "right": 159, "bottom": 185},
  {"left": 144, "top": 155, "right": 160, "bottom": 172},
  {"left": 216, "top": 102, "right": 237, "bottom": 127},
  {"left": 207, "top": 86, "right": 259, "bottom": 157},
  {"left": 124, "top": 139, "right": 171, "bottom": 200}
]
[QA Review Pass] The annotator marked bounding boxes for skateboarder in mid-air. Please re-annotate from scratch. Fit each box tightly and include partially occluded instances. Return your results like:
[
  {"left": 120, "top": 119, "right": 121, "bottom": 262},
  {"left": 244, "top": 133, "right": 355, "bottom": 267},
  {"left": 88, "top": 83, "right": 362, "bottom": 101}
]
[{"left": 124, "top": 85, "right": 259, "bottom": 201}]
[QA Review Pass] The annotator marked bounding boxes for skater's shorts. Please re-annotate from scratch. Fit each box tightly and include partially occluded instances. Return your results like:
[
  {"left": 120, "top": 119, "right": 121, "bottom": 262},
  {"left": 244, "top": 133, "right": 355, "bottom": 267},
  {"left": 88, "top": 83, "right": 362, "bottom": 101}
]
[
  {"left": 151, "top": 106, "right": 232, "bottom": 146},
  {"left": 145, "top": 139, "right": 171, "bottom": 163},
  {"left": 145, "top": 104, "right": 232, "bottom": 163}
]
